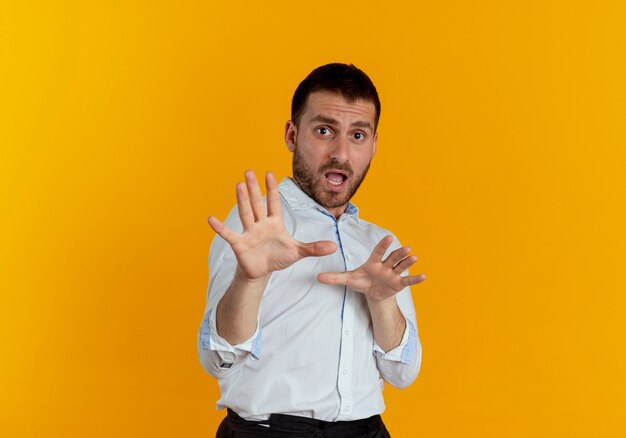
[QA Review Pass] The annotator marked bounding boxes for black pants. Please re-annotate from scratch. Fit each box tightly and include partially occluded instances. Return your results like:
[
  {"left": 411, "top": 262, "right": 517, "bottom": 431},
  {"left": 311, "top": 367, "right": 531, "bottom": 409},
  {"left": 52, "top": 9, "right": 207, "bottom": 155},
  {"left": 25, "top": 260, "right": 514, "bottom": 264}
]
[{"left": 216, "top": 409, "right": 392, "bottom": 438}]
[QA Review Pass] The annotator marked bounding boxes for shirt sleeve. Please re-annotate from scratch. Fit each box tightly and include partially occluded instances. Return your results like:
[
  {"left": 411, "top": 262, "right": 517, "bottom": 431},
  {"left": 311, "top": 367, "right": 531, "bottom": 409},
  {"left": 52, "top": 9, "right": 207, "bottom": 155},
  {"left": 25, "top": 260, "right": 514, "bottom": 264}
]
[
  {"left": 373, "top": 288, "right": 422, "bottom": 389},
  {"left": 197, "top": 307, "right": 262, "bottom": 377},
  {"left": 372, "top": 312, "right": 417, "bottom": 363},
  {"left": 197, "top": 205, "right": 264, "bottom": 378},
  {"left": 372, "top": 235, "right": 423, "bottom": 389}
]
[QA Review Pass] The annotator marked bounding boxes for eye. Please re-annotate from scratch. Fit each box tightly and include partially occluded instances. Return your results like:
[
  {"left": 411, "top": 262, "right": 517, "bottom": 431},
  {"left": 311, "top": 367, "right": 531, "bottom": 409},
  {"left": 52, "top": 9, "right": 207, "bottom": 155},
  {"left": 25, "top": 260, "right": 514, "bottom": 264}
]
[
  {"left": 353, "top": 132, "right": 366, "bottom": 141},
  {"left": 315, "top": 127, "right": 333, "bottom": 136}
]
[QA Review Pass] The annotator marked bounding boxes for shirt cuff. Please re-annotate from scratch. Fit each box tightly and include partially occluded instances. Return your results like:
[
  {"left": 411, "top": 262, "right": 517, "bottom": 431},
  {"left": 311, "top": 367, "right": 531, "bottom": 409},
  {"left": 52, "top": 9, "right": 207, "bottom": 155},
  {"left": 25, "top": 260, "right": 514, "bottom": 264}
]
[
  {"left": 198, "top": 308, "right": 262, "bottom": 364},
  {"left": 373, "top": 317, "right": 417, "bottom": 365}
]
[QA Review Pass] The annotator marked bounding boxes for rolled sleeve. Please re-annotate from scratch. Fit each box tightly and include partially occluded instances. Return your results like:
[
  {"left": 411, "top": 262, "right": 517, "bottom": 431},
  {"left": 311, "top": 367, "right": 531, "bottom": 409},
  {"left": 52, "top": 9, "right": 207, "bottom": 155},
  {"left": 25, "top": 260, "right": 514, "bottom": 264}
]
[
  {"left": 372, "top": 316, "right": 417, "bottom": 365},
  {"left": 374, "top": 315, "right": 421, "bottom": 389},
  {"left": 197, "top": 308, "right": 262, "bottom": 377},
  {"left": 373, "top": 282, "right": 422, "bottom": 389},
  {"left": 207, "top": 308, "right": 262, "bottom": 360}
]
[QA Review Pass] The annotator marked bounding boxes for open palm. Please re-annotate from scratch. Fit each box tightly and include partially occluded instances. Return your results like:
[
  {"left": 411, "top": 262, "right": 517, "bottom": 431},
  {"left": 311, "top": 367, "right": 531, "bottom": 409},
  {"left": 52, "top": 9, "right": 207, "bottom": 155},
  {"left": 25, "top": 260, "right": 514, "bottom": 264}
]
[
  {"left": 208, "top": 171, "right": 337, "bottom": 281},
  {"left": 318, "top": 235, "right": 426, "bottom": 302}
]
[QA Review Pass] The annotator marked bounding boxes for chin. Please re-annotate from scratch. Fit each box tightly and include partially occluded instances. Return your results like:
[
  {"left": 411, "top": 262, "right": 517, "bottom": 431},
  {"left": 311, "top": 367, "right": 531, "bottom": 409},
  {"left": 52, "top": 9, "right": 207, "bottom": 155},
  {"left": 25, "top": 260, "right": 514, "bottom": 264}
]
[{"left": 318, "top": 191, "right": 351, "bottom": 209}]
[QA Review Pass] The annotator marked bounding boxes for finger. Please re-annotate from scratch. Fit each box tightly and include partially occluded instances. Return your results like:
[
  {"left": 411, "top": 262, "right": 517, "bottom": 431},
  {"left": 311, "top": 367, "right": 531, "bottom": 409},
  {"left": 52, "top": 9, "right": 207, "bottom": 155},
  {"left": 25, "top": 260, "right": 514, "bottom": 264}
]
[
  {"left": 384, "top": 246, "right": 412, "bottom": 267},
  {"left": 368, "top": 235, "right": 394, "bottom": 263},
  {"left": 266, "top": 171, "right": 282, "bottom": 218},
  {"left": 393, "top": 255, "right": 418, "bottom": 273},
  {"left": 207, "top": 216, "right": 238, "bottom": 244},
  {"left": 236, "top": 182, "right": 255, "bottom": 230},
  {"left": 400, "top": 273, "right": 427, "bottom": 288},
  {"left": 297, "top": 240, "right": 337, "bottom": 258},
  {"left": 245, "top": 170, "right": 266, "bottom": 221},
  {"left": 317, "top": 271, "right": 351, "bottom": 285}
]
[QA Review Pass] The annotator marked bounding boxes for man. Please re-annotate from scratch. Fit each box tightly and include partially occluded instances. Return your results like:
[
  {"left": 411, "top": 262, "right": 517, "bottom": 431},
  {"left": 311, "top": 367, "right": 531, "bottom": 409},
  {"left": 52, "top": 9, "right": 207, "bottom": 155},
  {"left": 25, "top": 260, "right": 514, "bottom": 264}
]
[{"left": 198, "top": 63, "right": 425, "bottom": 437}]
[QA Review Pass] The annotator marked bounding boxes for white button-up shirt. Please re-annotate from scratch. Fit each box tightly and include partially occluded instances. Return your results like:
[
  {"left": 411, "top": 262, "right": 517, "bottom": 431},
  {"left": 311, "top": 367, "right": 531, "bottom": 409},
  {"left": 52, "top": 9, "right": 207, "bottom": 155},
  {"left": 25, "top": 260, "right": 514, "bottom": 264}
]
[{"left": 198, "top": 178, "right": 421, "bottom": 421}]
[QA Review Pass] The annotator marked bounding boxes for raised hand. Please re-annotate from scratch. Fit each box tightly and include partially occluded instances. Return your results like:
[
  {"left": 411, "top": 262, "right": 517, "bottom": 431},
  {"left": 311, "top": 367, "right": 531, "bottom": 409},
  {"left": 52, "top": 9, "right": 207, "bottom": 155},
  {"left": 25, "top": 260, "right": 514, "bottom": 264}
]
[
  {"left": 317, "top": 235, "right": 426, "bottom": 302},
  {"left": 208, "top": 170, "right": 337, "bottom": 281}
]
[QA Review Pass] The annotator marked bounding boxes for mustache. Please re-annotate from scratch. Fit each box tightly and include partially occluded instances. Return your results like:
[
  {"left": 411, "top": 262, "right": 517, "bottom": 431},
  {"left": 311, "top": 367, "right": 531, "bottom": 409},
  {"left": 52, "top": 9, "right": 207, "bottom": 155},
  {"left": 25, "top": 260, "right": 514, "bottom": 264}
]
[{"left": 318, "top": 161, "right": 353, "bottom": 177}]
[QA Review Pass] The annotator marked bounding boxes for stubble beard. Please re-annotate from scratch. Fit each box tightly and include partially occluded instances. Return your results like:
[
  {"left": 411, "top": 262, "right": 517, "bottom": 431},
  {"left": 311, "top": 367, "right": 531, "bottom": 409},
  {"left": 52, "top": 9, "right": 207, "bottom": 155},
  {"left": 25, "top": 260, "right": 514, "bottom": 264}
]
[{"left": 292, "top": 142, "right": 371, "bottom": 210}]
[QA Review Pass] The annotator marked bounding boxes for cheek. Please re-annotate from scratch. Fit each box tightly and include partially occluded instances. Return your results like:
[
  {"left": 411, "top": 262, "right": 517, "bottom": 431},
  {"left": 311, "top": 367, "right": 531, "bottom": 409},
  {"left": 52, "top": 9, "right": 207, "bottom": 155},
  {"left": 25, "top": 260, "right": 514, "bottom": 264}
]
[
  {"left": 301, "top": 145, "right": 326, "bottom": 164},
  {"left": 296, "top": 146, "right": 323, "bottom": 170},
  {"left": 354, "top": 148, "right": 374, "bottom": 166}
]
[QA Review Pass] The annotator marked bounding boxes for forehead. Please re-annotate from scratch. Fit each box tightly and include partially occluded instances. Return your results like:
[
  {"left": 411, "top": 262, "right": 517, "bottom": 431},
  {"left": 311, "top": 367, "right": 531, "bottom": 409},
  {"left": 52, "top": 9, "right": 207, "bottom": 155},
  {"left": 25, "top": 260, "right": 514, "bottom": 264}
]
[{"left": 300, "top": 91, "right": 376, "bottom": 125}]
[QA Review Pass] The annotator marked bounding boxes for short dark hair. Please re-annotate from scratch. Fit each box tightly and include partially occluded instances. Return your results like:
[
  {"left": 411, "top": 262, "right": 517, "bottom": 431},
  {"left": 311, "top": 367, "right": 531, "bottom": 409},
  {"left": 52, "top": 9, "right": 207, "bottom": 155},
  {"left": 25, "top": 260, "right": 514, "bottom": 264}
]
[{"left": 291, "top": 63, "right": 381, "bottom": 130}]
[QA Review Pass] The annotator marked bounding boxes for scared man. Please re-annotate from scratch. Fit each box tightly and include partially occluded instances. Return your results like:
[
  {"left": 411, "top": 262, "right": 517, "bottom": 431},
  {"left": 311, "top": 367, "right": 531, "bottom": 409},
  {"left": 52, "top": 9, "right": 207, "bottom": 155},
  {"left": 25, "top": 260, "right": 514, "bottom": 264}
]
[{"left": 198, "top": 63, "right": 426, "bottom": 437}]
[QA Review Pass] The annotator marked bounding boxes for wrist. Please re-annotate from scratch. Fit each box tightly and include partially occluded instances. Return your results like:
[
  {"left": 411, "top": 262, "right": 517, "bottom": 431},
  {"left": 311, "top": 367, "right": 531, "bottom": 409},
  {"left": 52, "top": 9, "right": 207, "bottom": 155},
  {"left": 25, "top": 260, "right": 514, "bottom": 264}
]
[
  {"left": 367, "top": 295, "right": 402, "bottom": 322},
  {"left": 366, "top": 294, "right": 396, "bottom": 308},
  {"left": 234, "top": 265, "right": 271, "bottom": 287}
]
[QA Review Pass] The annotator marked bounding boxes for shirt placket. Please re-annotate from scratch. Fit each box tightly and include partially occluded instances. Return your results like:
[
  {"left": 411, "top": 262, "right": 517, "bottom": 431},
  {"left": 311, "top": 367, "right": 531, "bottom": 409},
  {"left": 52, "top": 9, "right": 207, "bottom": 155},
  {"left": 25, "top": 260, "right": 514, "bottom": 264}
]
[{"left": 335, "top": 215, "right": 356, "bottom": 420}]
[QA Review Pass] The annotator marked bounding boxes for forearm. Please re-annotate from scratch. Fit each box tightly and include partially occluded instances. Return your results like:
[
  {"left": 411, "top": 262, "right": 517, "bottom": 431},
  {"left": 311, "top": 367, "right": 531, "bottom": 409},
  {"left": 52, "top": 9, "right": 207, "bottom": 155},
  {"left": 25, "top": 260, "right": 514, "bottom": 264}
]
[
  {"left": 367, "top": 296, "right": 406, "bottom": 352},
  {"left": 375, "top": 317, "right": 421, "bottom": 388},
  {"left": 216, "top": 266, "right": 270, "bottom": 345}
]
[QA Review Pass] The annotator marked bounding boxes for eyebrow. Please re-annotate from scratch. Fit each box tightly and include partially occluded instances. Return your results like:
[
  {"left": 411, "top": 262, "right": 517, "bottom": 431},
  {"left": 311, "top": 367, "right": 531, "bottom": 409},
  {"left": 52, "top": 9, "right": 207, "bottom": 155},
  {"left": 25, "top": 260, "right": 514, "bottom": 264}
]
[{"left": 310, "top": 115, "right": 373, "bottom": 131}]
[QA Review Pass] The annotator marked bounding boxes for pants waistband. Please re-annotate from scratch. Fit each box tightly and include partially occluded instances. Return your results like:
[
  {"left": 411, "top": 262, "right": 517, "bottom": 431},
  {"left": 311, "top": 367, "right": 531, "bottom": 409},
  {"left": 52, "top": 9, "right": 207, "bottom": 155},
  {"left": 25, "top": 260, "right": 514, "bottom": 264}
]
[{"left": 227, "top": 408, "right": 383, "bottom": 432}]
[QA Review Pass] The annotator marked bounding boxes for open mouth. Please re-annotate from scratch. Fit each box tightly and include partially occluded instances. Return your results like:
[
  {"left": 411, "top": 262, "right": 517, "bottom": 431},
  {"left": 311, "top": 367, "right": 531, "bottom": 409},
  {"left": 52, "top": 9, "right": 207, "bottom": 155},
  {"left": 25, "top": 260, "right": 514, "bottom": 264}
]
[{"left": 324, "top": 171, "right": 348, "bottom": 188}]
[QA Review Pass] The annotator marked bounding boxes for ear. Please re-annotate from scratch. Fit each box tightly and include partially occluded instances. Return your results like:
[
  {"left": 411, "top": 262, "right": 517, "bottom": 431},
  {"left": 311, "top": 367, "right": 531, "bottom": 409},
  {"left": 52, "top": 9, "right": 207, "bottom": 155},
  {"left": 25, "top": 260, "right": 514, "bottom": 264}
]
[
  {"left": 372, "top": 131, "right": 378, "bottom": 156},
  {"left": 284, "top": 120, "right": 297, "bottom": 152}
]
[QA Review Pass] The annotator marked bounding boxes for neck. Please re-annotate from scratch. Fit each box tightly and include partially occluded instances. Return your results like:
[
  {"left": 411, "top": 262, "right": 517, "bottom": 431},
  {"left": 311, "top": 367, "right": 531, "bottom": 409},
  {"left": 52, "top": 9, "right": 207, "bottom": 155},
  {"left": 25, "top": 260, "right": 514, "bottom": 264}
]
[{"left": 290, "top": 177, "right": 348, "bottom": 220}]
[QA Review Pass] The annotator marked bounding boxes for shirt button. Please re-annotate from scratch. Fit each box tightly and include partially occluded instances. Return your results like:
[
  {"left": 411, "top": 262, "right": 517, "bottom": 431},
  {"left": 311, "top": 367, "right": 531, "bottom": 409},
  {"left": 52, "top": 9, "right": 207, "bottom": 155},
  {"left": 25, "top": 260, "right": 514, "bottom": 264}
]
[
  {"left": 344, "top": 329, "right": 351, "bottom": 336},
  {"left": 343, "top": 405, "right": 351, "bottom": 411},
  {"left": 343, "top": 369, "right": 350, "bottom": 377}
]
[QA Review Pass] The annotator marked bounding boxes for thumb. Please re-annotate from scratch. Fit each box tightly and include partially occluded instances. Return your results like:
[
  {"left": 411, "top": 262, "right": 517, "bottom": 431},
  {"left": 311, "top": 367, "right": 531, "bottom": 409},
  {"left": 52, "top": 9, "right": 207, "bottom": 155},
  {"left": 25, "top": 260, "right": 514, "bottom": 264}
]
[
  {"left": 297, "top": 240, "right": 337, "bottom": 258},
  {"left": 318, "top": 271, "right": 351, "bottom": 285}
]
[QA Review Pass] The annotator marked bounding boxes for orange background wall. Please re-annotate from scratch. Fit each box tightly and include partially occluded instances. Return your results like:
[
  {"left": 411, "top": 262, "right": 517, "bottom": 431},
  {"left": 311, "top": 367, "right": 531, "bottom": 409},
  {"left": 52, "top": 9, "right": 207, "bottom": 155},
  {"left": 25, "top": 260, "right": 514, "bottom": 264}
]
[{"left": 1, "top": 1, "right": 625, "bottom": 436}]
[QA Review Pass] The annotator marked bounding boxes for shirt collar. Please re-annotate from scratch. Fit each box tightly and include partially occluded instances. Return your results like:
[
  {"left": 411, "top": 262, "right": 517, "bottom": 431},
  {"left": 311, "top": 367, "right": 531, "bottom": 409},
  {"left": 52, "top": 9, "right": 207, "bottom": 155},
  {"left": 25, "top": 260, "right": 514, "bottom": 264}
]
[{"left": 278, "top": 177, "right": 360, "bottom": 223}]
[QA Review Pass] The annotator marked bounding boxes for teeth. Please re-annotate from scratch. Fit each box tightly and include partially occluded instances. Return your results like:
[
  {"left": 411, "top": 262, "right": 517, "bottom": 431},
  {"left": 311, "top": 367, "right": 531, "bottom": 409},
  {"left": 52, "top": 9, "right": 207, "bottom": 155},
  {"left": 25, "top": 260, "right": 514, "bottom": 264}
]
[
  {"left": 326, "top": 173, "right": 345, "bottom": 186},
  {"left": 326, "top": 172, "right": 346, "bottom": 186}
]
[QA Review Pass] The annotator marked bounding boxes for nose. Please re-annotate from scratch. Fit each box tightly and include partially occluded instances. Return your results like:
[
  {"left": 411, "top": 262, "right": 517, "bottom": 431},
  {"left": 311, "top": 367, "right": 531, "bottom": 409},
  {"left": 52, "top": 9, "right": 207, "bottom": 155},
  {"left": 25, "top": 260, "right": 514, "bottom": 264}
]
[{"left": 329, "top": 135, "right": 349, "bottom": 163}]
